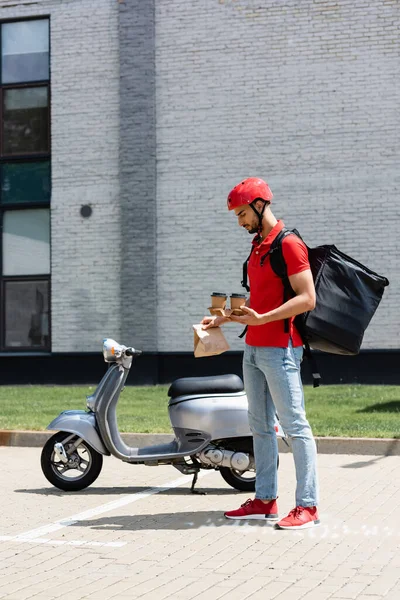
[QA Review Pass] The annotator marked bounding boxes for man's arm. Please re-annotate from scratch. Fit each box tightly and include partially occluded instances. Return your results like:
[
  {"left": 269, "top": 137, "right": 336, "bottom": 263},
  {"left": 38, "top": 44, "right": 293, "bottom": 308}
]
[
  {"left": 230, "top": 269, "right": 315, "bottom": 326},
  {"left": 264, "top": 268, "right": 315, "bottom": 322}
]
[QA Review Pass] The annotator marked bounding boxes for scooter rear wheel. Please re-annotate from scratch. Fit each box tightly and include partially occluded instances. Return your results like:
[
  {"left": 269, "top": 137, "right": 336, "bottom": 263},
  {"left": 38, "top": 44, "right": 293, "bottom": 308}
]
[
  {"left": 219, "top": 455, "right": 279, "bottom": 492},
  {"left": 219, "top": 467, "right": 256, "bottom": 492},
  {"left": 41, "top": 431, "right": 103, "bottom": 491}
]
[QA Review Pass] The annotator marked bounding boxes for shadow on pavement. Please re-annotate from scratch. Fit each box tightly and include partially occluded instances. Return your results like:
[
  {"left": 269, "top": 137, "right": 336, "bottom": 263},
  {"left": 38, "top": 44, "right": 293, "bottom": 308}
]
[
  {"left": 341, "top": 455, "right": 387, "bottom": 469},
  {"left": 14, "top": 486, "right": 240, "bottom": 497},
  {"left": 71, "top": 511, "right": 277, "bottom": 531}
]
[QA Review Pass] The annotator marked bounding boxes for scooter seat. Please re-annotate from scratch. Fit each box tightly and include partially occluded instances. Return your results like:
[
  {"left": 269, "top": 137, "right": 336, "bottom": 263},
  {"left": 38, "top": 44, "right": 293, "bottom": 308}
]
[{"left": 168, "top": 374, "right": 244, "bottom": 399}]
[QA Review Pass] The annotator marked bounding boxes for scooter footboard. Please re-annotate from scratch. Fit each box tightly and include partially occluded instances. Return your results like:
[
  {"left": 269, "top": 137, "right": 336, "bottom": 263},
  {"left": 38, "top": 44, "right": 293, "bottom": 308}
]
[{"left": 47, "top": 410, "right": 110, "bottom": 456}]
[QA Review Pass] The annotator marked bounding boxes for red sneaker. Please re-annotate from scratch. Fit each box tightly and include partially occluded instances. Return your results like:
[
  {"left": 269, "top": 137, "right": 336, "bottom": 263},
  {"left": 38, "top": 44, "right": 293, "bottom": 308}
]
[
  {"left": 224, "top": 498, "right": 279, "bottom": 521},
  {"left": 275, "top": 506, "right": 320, "bottom": 530}
]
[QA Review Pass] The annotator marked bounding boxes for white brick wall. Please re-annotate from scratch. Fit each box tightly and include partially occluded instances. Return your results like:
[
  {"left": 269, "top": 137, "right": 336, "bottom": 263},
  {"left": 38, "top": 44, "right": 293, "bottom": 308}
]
[
  {"left": 0, "top": 0, "right": 121, "bottom": 352},
  {"left": 1, "top": 0, "right": 397, "bottom": 355},
  {"left": 155, "top": 0, "right": 399, "bottom": 351}
]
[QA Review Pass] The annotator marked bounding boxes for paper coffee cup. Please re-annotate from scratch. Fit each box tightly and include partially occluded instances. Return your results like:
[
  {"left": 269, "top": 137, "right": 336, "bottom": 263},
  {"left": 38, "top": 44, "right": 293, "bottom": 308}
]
[
  {"left": 211, "top": 292, "right": 227, "bottom": 309},
  {"left": 230, "top": 293, "right": 246, "bottom": 309}
]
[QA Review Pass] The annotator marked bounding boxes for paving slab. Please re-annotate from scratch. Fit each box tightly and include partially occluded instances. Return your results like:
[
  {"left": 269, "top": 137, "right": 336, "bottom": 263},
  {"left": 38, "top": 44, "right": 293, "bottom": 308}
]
[{"left": 0, "top": 448, "right": 400, "bottom": 600}]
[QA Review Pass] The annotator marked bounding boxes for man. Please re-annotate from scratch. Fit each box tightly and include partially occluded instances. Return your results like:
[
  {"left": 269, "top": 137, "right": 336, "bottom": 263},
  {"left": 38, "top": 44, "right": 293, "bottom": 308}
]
[{"left": 201, "top": 177, "right": 319, "bottom": 530}]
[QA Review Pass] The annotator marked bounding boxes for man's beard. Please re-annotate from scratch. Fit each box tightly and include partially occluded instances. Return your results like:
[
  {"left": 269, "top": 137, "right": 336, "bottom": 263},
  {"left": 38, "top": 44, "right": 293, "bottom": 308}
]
[{"left": 247, "top": 226, "right": 258, "bottom": 234}]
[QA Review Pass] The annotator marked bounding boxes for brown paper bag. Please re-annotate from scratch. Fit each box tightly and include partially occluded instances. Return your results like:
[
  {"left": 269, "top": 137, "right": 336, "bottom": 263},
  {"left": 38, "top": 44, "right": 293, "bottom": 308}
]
[{"left": 193, "top": 324, "right": 230, "bottom": 357}]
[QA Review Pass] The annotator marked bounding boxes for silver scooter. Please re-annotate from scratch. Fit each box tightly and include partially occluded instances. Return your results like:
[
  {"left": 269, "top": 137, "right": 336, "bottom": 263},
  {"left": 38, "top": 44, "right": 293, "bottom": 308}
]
[{"left": 41, "top": 338, "right": 285, "bottom": 493}]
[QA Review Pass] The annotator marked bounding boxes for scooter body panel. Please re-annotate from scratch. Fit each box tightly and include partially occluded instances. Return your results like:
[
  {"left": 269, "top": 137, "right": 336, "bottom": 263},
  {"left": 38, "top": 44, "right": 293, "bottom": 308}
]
[
  {"left": 169, "top": 392, "right": 285, "bottom": 441},
  {"left": 169, "top": 392, "right": 251, "bottom": 441},
  {"left": 47, "top": 410, "right": 110, "bottom": 456}
]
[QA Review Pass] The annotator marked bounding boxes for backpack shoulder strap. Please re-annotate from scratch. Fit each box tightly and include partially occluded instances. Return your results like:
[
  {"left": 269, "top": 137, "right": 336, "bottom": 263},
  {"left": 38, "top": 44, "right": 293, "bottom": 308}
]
[
  {"left": 266, "top": 227, "right": 302, "bottom": 279},
  {"left": 241, "top": 246, "right": 254, "bottom": 292},
  {"left": 261, "top": 228, "right": 302, "bottom": 333},
  {"left": 303, "top": 340, "right": 321, "bottom": 388},
  {"left": 239, "top": 245, "right": 254, "bottom": 338}
]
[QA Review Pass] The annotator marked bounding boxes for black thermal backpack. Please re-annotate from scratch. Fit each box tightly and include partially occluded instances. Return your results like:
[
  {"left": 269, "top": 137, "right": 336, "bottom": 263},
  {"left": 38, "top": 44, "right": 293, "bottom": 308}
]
[{"left": 242, "top": 228, "right": 390, "bottom": 386}]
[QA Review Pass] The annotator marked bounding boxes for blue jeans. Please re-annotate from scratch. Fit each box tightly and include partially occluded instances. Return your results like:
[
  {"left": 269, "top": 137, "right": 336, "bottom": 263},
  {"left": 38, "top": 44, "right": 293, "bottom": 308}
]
[{"left": 243, "top": 342, "right": 319, "bottom": 507}]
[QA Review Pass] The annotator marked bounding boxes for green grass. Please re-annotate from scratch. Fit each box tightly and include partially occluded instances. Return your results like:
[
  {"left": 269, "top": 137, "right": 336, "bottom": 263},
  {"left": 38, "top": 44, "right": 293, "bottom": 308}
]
[
  {"left": 0, "top": 385, "right": 172, "bottom": 434},
  {"left": 304, "top": 385, "right": 400, "bottom": 438},
  {"left": 0, "top": 384, "right": 399, "bottom": 438}
]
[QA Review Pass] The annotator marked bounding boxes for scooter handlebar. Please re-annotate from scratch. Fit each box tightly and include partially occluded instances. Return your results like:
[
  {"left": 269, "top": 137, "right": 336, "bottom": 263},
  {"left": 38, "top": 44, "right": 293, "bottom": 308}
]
[{"left": 125, "top": 347, "right": 142, "bottom": 357}]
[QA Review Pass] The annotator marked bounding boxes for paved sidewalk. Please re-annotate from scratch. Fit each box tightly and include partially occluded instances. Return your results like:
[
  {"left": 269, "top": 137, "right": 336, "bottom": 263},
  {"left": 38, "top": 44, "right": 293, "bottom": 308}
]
[{"left": 1, "top": 448, "right": 400, "bottom": 600}]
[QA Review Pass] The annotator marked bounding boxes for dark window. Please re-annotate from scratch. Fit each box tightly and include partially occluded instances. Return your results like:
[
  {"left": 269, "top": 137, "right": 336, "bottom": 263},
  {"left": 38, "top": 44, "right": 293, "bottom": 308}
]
[
  {"left": 4, "top": 279, "right": 49, "bottom": 349},
  {"left": 0, "top": 17, "right": 51, "bottom": 352},
  {"left": 2, "top": 86, "right": 49, "bottom": 155}
]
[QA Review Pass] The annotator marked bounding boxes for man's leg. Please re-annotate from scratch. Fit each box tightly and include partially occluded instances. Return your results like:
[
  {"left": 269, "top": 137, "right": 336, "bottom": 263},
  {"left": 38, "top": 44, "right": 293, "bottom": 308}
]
[
  {"left": 224, "top": 344, "right": 279, "bottom": 520},
  {"left": 243, "top": 344, "right": 279, "bottom": 501},
  {"left": 255, "top": 343, "right": 319, "bottom": 509}
]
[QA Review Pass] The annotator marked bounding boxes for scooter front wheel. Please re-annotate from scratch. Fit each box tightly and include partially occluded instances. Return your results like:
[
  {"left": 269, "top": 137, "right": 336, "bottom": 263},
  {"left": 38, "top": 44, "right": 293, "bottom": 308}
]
[{"left": 41, "top": 431, "right": 103, "bottom": 491}]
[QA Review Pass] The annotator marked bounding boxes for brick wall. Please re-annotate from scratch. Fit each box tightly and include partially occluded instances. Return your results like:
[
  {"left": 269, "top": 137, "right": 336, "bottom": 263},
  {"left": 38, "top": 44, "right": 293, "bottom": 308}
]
[
  {"left": 155, "top": 0, "right": 399, "bottom": 351},
  {"left": 0, "top": 0, "right": 121, "bottom": 353},
  {"left": 1, "top": 0, "right": 397, "bottom": 356}
]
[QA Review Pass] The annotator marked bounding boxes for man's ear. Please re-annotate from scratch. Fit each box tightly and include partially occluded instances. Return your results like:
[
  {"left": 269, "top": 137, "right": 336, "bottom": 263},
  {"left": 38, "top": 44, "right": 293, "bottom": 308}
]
[{"left": 254, "top": 199, "right": 269, "bottom": 211}]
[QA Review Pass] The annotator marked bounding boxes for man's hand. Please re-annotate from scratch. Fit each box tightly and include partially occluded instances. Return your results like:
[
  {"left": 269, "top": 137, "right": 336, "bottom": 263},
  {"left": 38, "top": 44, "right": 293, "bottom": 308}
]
[
  {"left": 201, "top": 316, "right": 230, "bottom": 330},
  {"left": 229, "top": 306, "right": 269, "bottom": 326}
]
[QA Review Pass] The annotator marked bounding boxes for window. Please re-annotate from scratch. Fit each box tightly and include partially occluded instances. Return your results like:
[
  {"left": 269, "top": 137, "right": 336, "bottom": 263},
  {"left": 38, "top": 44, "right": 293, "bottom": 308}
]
[
  {"left": 4, "top": 279, "right": 49, "bottom": 348},
  {"left": 2, "top": 20, "right": 49, "bottom": 84},
  {"left": 3, "top": 86, "right": 49, "bottom": 154},
  {"left": 3, "top": 209, "right": 50, "bottom": 275},
  {"left": 0, "top": 18, "right": 50, "bottom": 351}
]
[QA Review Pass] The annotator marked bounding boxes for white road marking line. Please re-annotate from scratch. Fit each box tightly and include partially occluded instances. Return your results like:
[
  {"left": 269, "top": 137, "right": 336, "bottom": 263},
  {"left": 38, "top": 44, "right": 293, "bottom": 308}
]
[
  {"left": 0, "top": 535, "right": 126, "bottom": 547},
  {"left": 2, "top": 471, "right": 210, "bottom": 546}
]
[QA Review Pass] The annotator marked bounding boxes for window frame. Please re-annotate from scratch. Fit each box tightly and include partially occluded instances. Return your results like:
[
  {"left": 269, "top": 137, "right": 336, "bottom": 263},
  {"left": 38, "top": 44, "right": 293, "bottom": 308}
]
[{"left": 0, "top": 16, "right": 51, "bottom": 353}]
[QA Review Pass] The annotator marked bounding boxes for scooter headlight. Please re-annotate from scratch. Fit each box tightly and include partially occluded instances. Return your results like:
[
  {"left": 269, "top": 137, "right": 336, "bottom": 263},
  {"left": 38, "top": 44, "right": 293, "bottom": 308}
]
[{"left": 102, "top": 338, "right": 123, "bottom": 362}]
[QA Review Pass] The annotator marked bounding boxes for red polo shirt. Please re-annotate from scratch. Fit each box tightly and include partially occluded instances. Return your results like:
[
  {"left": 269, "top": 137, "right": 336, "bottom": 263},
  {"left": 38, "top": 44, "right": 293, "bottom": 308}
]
[{"left": 246, "top": 220, "right": 309, "bottom": 347}]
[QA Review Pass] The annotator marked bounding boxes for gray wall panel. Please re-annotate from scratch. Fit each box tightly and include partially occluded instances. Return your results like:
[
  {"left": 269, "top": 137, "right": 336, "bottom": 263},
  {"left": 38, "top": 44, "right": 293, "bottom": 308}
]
[{"left": 119, "top": 0, "right": 157, "bottom": 351}]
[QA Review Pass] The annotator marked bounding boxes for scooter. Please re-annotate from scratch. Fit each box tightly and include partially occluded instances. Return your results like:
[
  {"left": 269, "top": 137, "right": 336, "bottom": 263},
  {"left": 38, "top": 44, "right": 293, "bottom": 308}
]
[{"left": 41, "top": 338, "right": 285, "bottom": 493}]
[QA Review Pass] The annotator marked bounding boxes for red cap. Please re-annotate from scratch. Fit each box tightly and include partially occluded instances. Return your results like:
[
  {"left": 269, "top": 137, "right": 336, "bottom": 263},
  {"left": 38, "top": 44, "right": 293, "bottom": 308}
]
[{"left": 227, "top": 177, "right": 273, "bottom": 210}]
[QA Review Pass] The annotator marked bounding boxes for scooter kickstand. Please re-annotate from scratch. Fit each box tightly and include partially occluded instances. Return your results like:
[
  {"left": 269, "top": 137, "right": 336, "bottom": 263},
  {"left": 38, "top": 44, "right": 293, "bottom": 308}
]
[{"left": 190, "top": 471, "right": 206, "bottom": 495}]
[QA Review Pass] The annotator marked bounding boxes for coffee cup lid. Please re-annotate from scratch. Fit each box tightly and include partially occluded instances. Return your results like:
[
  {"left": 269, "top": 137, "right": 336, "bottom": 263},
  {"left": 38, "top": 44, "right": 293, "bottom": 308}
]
[
  {"left": 230, "top": 293, "right": 246, "bottom": 298},
  {"left": 211, "top": 292, "right": 227, "bottom": 297}
]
